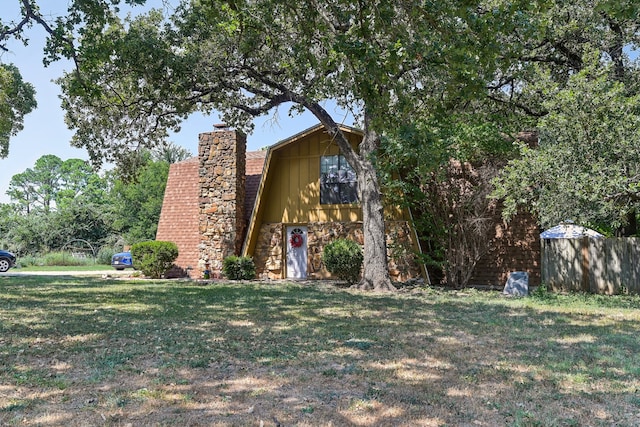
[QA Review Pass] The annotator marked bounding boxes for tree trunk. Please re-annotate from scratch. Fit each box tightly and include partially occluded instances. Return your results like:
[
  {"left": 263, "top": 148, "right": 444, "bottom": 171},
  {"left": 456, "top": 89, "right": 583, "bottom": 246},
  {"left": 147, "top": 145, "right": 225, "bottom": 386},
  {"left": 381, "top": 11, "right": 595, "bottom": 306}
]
[
  {"left": 618, "top": 209, "right": 638, "bottom": 237},
  {"left": 351, "top": 119, "right": 395, "bottom": 291},
  {"left": 304, "top": 102, "right": 395, "bottom": 291},
  {"left": 355, "top": 152, "right": 396, "bottom": 291}
]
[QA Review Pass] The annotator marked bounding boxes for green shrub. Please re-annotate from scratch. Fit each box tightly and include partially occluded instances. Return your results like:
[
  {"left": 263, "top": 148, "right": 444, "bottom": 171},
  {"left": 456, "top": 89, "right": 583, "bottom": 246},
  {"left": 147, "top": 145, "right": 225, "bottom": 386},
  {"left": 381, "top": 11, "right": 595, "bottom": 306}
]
[
  {"left": 96, "top": 247, "right": 115, "bottom": 265},
  {"left": 16, "top": 255, "right": 41, "bottom": 268},
  {"left": 222, "top": 255, "right": 256, "bottom": 280},
  {"left": 322, "top": 239, "right": 363, "bottom": 285},
  {"left": 130, "top": 241, "right": 178, "bottom": 279},
  {"left": 531, "top": 282, "right": 555, "bottom": 300}
]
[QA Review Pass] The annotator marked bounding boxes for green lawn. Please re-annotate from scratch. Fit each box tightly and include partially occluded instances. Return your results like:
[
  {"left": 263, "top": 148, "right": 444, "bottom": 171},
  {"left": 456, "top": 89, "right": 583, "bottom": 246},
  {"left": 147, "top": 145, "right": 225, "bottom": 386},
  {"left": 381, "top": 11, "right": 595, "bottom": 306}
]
[
  {"left": 15, "top": 264, "right": 113, "bottom": 272},
  {"left": 1, "top": 276, "right": 640, "bottom": 426}
]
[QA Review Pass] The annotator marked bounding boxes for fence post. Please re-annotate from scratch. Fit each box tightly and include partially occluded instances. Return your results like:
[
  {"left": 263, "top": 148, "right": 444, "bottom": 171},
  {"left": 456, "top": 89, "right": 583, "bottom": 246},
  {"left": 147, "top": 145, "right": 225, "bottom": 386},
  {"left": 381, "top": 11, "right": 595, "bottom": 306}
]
[
  {"left": 541, "top": 238, "right": 546, "bottom": 286},
  {"left": 581, "top": 236, "right": 589, "bottom": 292}
]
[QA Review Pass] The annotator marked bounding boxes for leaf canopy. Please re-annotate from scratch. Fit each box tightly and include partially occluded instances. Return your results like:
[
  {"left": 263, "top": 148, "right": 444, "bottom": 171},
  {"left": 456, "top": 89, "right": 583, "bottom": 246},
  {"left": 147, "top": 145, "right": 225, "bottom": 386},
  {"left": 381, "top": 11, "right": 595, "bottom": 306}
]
[{"left": 0, "top": 63, "right": 37, "bottom": 157}]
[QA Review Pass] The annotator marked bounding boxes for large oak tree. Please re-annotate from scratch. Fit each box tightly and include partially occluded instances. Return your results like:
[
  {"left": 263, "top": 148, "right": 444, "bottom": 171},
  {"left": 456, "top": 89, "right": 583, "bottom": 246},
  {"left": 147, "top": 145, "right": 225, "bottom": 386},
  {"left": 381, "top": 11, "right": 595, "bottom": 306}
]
[
  {"left": 490, "top": 0, "right": 640, "bottom": 235},
  {"left": 3, "top": 0, "right": 535, "bottom": 290}
]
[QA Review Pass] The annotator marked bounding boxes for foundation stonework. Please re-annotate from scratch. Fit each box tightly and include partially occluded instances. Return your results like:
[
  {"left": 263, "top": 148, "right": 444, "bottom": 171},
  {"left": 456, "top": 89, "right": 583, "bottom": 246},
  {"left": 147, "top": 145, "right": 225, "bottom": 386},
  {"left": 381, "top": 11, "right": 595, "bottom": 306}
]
[
  {"left": 253, "top": 223, "right": 285, "bottom": 280},
  {"left": 198, "top": 129, "right": 246, "bottom": 277},
  {"left": 253, "top": 221, "right": 422, "bottom": 282}
]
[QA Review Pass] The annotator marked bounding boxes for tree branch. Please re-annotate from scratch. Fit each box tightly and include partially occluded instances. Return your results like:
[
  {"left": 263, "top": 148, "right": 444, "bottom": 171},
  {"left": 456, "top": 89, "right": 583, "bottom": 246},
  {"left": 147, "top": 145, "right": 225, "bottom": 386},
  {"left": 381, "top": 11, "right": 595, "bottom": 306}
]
[{"left": 487, "top": 92, "right": 548, "bottom": 118}]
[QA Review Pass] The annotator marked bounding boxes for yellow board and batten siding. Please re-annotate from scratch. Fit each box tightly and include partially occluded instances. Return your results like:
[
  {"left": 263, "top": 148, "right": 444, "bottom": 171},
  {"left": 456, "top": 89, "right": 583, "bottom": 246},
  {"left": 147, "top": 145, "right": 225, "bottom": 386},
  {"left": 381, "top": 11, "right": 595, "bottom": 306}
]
[
  {"left": 264, "top": 131, "right": 361, "bottom": 223},
  {"left": 242, "top": 125, "right": 409, "bottom": 257}
]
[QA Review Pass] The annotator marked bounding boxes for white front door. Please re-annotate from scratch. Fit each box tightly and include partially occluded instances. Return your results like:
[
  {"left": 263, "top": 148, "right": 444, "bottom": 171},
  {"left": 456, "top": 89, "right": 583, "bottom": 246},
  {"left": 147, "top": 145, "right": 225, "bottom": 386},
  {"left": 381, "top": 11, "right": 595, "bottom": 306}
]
[{"left": 286, "top": 226, "right": 307, "bottom": 279}]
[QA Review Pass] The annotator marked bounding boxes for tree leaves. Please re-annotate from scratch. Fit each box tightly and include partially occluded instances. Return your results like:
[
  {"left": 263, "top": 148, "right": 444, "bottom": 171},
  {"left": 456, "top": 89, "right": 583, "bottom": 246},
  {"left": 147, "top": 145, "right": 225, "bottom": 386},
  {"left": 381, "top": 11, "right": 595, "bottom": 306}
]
[
  {"left": 0, "top": 63, "right": 37, "bottom": 157},
  {"left": 493, "top": 61, "right": 640, "bottom": 232}
]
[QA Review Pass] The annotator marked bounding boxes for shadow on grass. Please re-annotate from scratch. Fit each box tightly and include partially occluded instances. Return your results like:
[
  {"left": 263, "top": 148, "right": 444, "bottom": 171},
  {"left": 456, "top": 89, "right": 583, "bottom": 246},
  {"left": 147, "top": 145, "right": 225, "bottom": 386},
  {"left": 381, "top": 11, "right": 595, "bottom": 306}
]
[{"left": 1, "top": 276, "right": 640, "bottom": 426}]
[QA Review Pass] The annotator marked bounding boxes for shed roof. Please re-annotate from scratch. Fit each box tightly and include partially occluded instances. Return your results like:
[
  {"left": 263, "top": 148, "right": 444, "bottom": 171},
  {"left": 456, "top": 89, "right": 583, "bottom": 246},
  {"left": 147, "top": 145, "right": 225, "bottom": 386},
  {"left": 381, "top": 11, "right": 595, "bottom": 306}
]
[{"left": 540, "top": 223, "right": 604, "bottom": 239}]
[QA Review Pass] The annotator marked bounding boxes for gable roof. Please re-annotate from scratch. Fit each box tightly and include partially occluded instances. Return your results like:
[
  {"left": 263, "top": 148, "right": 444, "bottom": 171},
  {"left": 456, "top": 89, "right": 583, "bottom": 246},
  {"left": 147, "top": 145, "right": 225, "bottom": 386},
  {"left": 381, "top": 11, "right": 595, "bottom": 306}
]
[
  {"left": 156, "top": 157, "right": 201, "bottom": 274},
  {"left": 268, "top": 122, "right": 363, "bottom": 152},
  {"left": 244, "top": 150, "right": 267, "bottom": 223},
  {"left": 166, "top": 149, "right": 267, "bottom": 226}
]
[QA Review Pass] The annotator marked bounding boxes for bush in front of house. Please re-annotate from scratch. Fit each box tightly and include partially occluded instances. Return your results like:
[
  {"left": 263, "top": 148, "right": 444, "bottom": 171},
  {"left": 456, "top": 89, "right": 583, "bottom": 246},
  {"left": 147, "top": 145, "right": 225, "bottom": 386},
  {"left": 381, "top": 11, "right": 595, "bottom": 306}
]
[
  {"left": 322, "top": 238, "right": 363, "bottom": 285},
  {"left": 222, "top": 255, "right": 256, "bottom": 280},
  {"left": 130, "top": 241, "right": 178, "bottom": 279}
]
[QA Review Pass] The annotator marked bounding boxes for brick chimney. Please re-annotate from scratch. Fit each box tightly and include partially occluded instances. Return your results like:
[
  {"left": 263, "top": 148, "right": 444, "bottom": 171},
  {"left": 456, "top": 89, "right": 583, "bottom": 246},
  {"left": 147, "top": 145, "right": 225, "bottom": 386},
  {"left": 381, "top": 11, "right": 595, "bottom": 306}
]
[{"left": 198, "top": 126, "right": 246, "bottom": 276}]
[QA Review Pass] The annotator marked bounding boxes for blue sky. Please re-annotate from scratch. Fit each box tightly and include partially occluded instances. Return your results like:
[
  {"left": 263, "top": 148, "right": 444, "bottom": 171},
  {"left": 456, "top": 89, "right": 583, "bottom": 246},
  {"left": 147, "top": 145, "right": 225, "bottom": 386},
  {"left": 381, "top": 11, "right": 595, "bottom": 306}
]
[{"left": 0, "top": 3, "right": 353, "bottom": 203}]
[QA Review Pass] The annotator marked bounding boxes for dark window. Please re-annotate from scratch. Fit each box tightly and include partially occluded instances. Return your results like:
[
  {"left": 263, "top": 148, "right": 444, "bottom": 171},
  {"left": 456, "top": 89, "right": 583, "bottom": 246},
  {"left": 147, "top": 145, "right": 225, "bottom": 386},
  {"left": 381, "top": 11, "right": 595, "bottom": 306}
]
[{"left": 320, "top": 155, "right": 358, "bottom": 204}]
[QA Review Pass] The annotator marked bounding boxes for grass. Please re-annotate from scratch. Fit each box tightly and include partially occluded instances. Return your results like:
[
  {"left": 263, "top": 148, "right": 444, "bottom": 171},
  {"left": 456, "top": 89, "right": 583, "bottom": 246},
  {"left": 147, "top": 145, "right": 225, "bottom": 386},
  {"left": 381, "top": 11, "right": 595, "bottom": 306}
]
[
  {"left": 16, "top": 251, "right": 113, "bottom": 269},
  {"left": 15, "top": 264, "right": 113, "bottom": 272},
  {"left": 1, "top": 276, "right": 640, "bottom": 426}
]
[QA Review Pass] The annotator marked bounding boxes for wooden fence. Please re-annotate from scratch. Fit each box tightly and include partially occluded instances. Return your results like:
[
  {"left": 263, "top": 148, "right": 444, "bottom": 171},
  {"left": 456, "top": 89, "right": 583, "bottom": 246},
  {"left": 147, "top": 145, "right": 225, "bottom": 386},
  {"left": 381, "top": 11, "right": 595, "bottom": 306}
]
[{"left": 541, "top": 237, "right": 640, "bottom": 294}]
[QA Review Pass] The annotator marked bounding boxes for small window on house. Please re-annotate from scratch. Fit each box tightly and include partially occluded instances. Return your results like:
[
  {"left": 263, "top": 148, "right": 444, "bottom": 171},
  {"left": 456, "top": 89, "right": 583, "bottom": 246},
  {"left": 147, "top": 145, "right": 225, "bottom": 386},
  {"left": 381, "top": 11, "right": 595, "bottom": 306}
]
[{"left": 320, "top": 155, "right": 358, "bottom": 204}]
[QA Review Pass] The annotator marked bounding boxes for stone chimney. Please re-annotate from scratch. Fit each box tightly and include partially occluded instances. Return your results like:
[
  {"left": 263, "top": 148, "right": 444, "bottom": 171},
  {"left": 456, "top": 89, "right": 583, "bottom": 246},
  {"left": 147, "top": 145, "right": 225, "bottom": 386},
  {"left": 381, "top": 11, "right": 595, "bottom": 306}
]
[{"left": 198, "top": 126, "right": 246, "bottom": 276}]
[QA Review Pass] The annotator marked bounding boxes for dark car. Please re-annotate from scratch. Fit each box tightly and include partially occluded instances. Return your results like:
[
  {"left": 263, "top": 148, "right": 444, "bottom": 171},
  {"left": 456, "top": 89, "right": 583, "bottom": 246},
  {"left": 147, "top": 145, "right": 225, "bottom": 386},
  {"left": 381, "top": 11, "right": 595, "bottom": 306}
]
[
  {"left": 0, "top": 250, "right": 17, "bottom": 272},
  {"left": 111, "top": 251, "right": 134, "bottom": 270}
]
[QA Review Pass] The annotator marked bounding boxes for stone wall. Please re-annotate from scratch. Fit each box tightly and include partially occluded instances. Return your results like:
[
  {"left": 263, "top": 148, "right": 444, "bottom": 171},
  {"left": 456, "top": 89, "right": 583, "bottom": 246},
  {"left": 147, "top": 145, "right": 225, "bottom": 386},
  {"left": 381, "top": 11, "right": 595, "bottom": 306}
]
[
  {"left": 253, "top": 223, "right": 285, "bottom": 280},
  {"left": 253, "top": 221, "right": 423, "bottom": 282},
  {"left": 198, "top": 128, "right": 246, "bottom": 277},
  {"left": 306, "top": 222, "right": 364, "bottom": 279}
]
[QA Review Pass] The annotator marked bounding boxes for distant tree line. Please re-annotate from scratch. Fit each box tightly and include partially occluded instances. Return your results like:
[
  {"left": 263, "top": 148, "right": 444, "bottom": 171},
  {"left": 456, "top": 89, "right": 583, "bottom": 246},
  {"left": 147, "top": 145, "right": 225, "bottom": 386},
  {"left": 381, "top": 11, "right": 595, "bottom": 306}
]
[{"left": 0, "top": 142, "right": 191, "bottom": 257}]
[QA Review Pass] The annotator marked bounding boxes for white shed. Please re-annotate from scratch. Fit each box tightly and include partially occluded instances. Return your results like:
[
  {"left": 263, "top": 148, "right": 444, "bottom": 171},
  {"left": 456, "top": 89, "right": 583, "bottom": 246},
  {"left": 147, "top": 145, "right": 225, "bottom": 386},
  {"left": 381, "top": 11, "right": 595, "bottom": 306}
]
[{"left": 540, "top": 222, "right": 604, "bottom": 239}]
